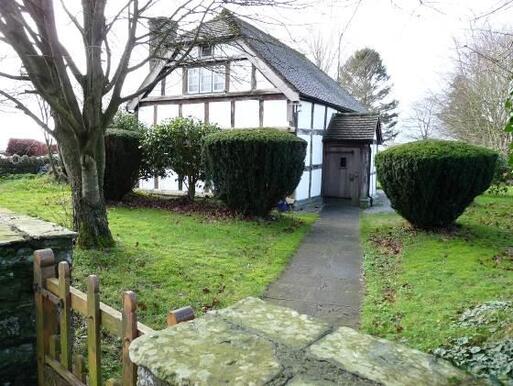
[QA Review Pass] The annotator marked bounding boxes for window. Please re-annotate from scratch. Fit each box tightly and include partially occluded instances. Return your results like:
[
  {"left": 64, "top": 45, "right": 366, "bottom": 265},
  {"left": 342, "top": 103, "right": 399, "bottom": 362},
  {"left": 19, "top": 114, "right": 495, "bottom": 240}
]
[
  {"left": 340, "top": 157, "right": 347, "bottom": 168},
  {"left": 200, "top": 45, "right": 213, "bottom": 57},
  {"left": 187, "top": 67, "right": 225, "bottom": 94},
  {"left": 213, "top": 67, "right": 225, "bottom": 92},
  {"left": 187, "top": 68, "right": 199, "bottom": 93},
  {"left": 200, "top": 68, "right": 212, "bottom": 93}
]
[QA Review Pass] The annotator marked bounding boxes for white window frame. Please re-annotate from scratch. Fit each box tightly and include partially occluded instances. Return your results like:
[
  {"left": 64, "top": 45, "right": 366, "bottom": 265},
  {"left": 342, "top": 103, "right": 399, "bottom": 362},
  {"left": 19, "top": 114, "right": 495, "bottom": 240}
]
[
  {"left": 199, "top": 45, "right": 213, "bottom": 58},
  {"left": 187, "top": 68, "right": 199, "bottom": 94},
  {"left": 187, "top": 66, "right": 225, "bottom": 94}
]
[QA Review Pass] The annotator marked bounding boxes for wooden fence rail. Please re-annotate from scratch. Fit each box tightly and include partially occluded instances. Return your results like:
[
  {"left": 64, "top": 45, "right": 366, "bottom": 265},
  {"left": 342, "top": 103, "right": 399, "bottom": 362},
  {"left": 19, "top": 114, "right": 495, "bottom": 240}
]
[{"left": 33, "top": 248, "right": 194, "bottom": 386}]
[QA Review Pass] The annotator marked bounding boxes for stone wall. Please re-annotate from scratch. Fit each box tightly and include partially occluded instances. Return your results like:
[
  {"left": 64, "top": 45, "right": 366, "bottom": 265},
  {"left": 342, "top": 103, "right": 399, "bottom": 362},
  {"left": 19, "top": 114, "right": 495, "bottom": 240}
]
[
  {"left": 0, "top": 209, "right": 76, "bottom": 386},
  {"left": 130, "top": 297, "right": 478, "bottom": 386}
]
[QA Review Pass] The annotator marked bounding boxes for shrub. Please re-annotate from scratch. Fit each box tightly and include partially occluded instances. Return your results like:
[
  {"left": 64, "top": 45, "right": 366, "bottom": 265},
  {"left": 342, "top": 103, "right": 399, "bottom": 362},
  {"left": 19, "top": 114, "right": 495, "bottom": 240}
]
[
  {"left": 104, "top": 129, "right": 142, "bottom": 201},
  {"left": 0, "top": 154, "right": 51, "bottom": 175},
  {"left": 488, "top": 154, "right": 512, "bottom": 195},
  {"left": 204, "top": 128, "right": 307, "bottom": 216},
  {"left": 6, "top": 138, "right": 56, "bottom": 156},
  {"left": 376, "top": 140, "right": 498, "bottom": 228},
  {"left": 141, "top": 117, "right": 220, "bottom": 200},
  {"left": 111, "top": 111, "right": 146, "bottom": 132}
]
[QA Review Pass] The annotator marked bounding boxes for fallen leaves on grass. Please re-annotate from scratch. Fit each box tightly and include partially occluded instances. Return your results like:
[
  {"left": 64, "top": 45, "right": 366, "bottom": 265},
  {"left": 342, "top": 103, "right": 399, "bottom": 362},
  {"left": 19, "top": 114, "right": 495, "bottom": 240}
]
[
  {"left": 115, "top": 193, "right": 240, "bottom": 220},
  {"left": 369, "top": 231, "right": 403, "bottom": 255}
]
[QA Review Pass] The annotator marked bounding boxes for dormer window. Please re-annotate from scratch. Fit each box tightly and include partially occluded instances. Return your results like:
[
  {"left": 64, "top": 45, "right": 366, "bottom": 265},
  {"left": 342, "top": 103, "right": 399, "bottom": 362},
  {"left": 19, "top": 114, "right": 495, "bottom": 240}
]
[{"left": 199, "top": 45, "right": 213, "bottom": 58}]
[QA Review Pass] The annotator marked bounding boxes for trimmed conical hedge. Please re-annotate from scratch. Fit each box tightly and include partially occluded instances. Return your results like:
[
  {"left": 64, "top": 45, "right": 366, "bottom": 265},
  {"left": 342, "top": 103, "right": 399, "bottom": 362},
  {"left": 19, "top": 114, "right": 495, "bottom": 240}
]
[
  {"left": 376, "top": 140, "right": 498, "bottom": 228},
  {"left": 204, "top": 128, "right": 306, "bottom": 216}
]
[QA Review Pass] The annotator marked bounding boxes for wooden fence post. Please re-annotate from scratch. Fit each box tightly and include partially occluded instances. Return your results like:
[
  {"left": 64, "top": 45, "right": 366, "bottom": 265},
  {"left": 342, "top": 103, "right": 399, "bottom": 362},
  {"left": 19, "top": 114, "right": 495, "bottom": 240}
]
[
  {"left": 72, "top": 354, "right": 87, "bottom": 383},
  {"left": 87, "top": 275, "right": 101, "bottom": 386},
  {"left": 122, "top": 291, "right": 138, "bottom": 386},
  {"left": 58, "top": 261, "right": 72, "bottom": 370},
  {"left": 167, "top": 306, "right": 195, "bottom": 327},
  {"left": 34, "top": 248, "right": 56, "bottom": 386}
]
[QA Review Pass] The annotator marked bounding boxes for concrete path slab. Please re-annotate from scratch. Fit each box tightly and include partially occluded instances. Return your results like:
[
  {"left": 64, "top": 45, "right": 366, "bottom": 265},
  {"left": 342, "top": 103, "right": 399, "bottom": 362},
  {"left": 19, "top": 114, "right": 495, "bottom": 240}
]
[{"left": 264, "top": 200, "right": 363, "bottom": 328}]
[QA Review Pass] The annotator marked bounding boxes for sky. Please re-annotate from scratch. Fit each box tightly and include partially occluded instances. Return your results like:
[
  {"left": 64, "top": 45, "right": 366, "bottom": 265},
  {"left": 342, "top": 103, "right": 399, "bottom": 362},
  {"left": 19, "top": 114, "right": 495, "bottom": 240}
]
[{"left": 0, "top": 0, "right": 511, "bottom": 149}]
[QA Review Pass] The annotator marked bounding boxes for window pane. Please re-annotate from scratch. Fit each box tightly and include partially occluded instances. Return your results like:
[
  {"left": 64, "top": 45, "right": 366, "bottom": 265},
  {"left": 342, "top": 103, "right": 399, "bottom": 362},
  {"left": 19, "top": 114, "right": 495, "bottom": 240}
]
[
  {"left": 213, "top": 66, "right": 225, "bottom": 92},
  {"left": 200, "top": 68, "right": 212, "bottom": 93},
  {"left": 187, "top": 68, "right": 199, "bottom": 93},
  {"left": 200, "top": 45, "right": 213, "bottom": 57}
]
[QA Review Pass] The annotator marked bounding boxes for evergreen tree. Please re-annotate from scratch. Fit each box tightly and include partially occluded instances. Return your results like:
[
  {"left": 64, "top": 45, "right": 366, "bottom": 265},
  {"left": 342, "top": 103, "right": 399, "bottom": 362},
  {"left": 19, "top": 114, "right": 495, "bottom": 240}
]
[{"left": 339, "top": 48, "right": 399, "bottom": 142}]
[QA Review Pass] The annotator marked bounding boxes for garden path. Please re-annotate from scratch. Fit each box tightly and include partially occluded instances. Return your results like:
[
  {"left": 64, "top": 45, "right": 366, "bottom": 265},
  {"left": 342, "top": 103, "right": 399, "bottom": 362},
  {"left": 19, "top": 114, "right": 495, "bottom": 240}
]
[{"left": 264, "top": 200, "right": 363, "bottom": 328}]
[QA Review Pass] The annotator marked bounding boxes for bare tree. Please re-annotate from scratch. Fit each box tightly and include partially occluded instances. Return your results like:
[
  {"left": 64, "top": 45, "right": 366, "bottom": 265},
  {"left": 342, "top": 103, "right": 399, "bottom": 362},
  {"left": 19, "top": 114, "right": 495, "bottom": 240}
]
[
  {"left": 307, "top": 32, "right": 336, "bottom": 75},
  {"left": 404, "top": 96, "right": 443, "bottom": 140},
  {"left": 0, "top": 0, "right": 286, "bottom": 248},
  {"left": 438, "top": 28, "right": 513, "bottom": 155}
]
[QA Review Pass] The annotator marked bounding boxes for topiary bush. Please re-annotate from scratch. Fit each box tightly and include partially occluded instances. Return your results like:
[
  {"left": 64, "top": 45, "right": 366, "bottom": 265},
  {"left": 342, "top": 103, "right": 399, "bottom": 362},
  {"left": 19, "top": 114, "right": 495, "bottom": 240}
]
[
  {"left": 376, "top": 140, "right": 498, "bottom": 228},
  {"left": 104, "top": 128, "right": 142, "bottom": 201},
  {"left": 204, "top": 128, "right": 307, "bottom": 216}
]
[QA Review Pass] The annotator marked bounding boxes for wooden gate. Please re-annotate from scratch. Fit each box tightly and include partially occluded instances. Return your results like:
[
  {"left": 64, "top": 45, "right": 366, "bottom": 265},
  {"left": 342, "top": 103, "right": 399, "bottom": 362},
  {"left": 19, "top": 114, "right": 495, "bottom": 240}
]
[{"left": 33, "top": 248, "right": 194, "bottom": 386}]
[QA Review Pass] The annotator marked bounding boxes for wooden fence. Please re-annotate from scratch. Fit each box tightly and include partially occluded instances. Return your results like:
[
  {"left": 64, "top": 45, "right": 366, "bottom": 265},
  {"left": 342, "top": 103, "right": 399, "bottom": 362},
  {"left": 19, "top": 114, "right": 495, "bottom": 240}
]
[{"left": 33, "top": 248, "right": 194, "bottom": 386}]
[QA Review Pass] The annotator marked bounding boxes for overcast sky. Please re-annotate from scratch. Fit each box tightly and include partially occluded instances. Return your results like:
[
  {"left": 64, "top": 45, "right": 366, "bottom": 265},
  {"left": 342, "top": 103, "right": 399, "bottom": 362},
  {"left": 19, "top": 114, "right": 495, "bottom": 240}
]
[{"left": 0, "top": 0, "right": 511, "bottom": 149}]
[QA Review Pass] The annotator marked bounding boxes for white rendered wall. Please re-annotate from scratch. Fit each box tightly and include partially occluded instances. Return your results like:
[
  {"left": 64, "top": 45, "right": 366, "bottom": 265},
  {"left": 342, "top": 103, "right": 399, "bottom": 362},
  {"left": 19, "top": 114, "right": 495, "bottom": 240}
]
[
  {"left": 295, "top": 171, "right": 310, "bottom": 201},
  {"left": 311, "top": 169, "right": 322, "bottom": 197},
  {"left": 157, "top": 104, "right": 179, "bottom": 123},
  {"left": 263, "top": 100, "right": 288, "bottom": 127},
  {"left": 235, "top": 100, "right": 259, "bottom": 127},
  {"left": 139, "top": 178, "right": 155, "bottom": 190},
  {"left": 158, "top": 171, "right": 181, "bottom": 191},
  {"left": 297, "top": 101, "right": 312, "bottom": 129},
  {"left": 182, "top": 103, "right": 204, "bottom": 121},
  {"left": 209, "top": 101, "right": 231, "bottom": 128},
  {"left": 138, "top": 106, "right": 154, "bottom": 127},
  {"left": 312, "top": 104, "right": 326, "bottom": 131},
  {"left": 164, "top": 68, "right": 182, "bottom": 96},
  {"left": 255, "top": 69, "right": 274, "bottom": 89},
  {"left": 312, "top": 135, "right": 323, "bottom": 165},
  {"left": 298, "top": 134, "right": 311, "bottom": 166},
  {"left": 326, "top": 107, "right": 337, "bottom": 127},
  {"left": 230, "top": 60, "right": 252, "bottom": 92}
]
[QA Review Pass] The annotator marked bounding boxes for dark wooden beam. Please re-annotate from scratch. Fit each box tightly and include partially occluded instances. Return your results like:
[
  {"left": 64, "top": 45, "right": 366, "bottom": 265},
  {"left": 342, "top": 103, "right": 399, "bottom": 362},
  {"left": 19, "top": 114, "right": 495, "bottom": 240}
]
[
  {"left": 230, "top": 100, "right": 235, "bottom": 128},
  {"left": 259, "top": 99, "right": 264, "bottom": 127},
  {"left": 141, "top": 90, "right": 284, "bottom": 105}
]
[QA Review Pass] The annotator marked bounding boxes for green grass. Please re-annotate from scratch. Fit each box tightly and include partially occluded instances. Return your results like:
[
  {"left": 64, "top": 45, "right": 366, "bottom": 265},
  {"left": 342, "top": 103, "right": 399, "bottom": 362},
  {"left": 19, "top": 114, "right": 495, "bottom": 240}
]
[
  {"left": 0, "top": 175, "right": 316, "bottom": 325},
  {"left": 361, "top": 191, "right": 513, "bottom": 352},
  {"left": 0, "top": 175, "right": 317, "bottom": 377}
]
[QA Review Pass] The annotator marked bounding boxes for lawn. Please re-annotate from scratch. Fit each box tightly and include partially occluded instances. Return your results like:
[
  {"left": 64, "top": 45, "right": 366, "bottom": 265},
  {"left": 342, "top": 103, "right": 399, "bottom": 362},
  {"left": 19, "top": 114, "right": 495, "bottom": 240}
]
[
  {"left": 0, "top": 175, "right": 317, "bottom": 376},
  {"left": 361, "top": 191, "right": 513, "bottom": 381}
]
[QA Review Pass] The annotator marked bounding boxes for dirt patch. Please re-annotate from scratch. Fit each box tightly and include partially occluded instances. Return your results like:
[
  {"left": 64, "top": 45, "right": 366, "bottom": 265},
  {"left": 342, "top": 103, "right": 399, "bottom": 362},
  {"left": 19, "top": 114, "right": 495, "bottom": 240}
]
[{"left": 112, "top": 193, "right": 241, "bottom": 220}]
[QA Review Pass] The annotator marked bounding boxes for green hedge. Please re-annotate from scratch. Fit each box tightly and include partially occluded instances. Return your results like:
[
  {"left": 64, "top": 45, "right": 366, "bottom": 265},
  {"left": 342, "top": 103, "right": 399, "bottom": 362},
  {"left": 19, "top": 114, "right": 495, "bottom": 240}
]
[
  {"left": 104, "top": 128, "right": 142, "bottom": 201},
  {"left": 204, "top": 128, "right": 307, "bottom": 216},
  {"left": 376, "top": 140, "right": 497, "bottom": 228},
  {"left": 0, "top": 155, "right": 50, "bottom": 176}
]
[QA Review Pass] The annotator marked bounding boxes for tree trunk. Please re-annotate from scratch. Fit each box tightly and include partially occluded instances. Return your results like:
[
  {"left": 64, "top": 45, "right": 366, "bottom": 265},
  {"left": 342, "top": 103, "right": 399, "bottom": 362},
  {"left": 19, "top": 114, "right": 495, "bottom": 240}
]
[
  {"left": 187, "top": 177, "right": 196, "bottom": 201},
  {"left": 57, "top": 129, "right": 114, "bottom": 249}
]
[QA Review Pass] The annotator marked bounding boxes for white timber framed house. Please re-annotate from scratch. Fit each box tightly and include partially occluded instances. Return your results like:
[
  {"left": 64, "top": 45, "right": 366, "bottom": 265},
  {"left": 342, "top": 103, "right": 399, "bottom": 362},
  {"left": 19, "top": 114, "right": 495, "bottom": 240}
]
[{"left": 129, "top": 10, "right": 383, "bottom": 207}]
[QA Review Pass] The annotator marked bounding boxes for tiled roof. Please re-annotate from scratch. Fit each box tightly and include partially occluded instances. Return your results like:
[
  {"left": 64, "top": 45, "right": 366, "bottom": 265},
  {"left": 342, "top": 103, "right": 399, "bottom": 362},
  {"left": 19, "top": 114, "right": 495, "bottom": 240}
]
[
  {"left": 179, "top": 11, "right": 367, "bottom": 112},
  {"left": 325, "top": 113, "right": 382, "bottom": 143}
]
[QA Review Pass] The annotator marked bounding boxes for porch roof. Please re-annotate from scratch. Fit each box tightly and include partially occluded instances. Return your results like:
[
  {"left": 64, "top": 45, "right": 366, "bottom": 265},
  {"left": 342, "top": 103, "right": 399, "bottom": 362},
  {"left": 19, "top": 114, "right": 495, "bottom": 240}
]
[{"left": 325, "top": 113, "right": 383, "bottom": 144}]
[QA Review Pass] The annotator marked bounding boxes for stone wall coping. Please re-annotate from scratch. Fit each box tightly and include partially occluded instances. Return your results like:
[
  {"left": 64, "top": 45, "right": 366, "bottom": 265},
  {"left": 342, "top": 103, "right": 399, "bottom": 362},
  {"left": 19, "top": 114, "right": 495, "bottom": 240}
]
[
  {"left": 129, "top": 297, "right": 476, "bottom": 386},
  {"left": 0, "top": 208, "right": 76, "bottom": 246}
]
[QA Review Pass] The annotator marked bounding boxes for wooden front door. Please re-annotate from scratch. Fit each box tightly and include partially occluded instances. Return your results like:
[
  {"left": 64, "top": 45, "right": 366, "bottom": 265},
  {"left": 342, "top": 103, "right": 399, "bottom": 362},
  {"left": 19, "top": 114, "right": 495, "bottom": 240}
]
[{"left": 323, "top": 146, "right": 360, "bottom": 200}]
